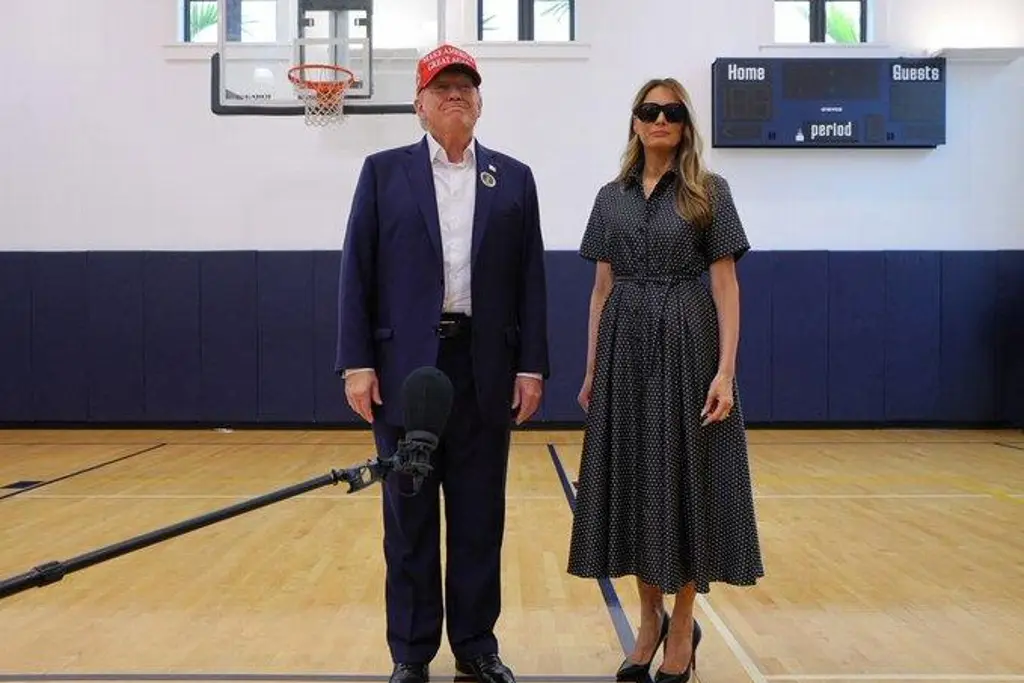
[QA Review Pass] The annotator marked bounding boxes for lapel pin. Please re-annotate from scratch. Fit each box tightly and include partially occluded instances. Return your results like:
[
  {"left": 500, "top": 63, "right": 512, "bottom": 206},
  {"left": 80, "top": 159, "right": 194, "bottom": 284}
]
[{"left": 480, "top": 170, "right": 496, "bottom": 188}]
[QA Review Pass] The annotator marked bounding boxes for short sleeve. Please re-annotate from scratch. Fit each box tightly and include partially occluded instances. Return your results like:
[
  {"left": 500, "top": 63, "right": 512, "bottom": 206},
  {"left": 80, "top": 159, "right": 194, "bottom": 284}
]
[
  {"left": 579, "top": 191, "right": 610, "bottom": 263},
  {"left": 703, "top": 174, "right": 750, "bottom": 265}
]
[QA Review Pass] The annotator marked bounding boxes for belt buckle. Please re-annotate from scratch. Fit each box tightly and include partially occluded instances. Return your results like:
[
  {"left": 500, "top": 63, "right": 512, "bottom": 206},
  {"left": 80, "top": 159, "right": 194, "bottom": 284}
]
[{"left": 437, "top": 319, "right": 458, "bottom": 339}]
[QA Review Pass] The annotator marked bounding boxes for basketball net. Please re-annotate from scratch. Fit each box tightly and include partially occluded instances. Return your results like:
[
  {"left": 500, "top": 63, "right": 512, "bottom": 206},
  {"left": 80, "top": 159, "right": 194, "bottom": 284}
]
[{"left": 287, "top": 64, "right": 355, "bottom": 126}]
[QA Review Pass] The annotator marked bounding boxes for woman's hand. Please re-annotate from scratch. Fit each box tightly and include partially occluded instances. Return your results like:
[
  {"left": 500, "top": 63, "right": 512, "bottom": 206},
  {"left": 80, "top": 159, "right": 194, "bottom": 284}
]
[
  {"left": 578, "top": 373, "right": 594, "bottom": 412},
  {"left": 701, "top": 373, "right": 734, "bottom": 426}
]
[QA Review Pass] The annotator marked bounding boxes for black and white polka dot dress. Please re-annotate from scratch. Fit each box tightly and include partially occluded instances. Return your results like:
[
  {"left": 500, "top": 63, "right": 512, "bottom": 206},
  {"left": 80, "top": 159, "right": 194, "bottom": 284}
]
[{"left": 566, "top": 167, "right": 765, "bottom": 595}]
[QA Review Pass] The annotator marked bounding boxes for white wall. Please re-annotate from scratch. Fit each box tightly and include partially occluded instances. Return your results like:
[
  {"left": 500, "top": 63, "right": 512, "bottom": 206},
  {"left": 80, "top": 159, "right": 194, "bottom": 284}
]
[{"left": 1, "top": 0, "right": 1022, "bottom": 251}]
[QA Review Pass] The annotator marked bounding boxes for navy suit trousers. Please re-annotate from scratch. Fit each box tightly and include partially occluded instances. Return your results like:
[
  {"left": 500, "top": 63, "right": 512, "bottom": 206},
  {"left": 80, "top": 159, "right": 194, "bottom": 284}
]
[{"left": 372, "top": 329, "right": 512, "bottom": 664}]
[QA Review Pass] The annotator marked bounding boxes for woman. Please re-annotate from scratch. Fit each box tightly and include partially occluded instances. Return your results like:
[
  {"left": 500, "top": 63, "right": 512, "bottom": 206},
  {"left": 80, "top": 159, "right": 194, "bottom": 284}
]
[{"left": 567, "top": 78, "right": 765, "bottom": 683}]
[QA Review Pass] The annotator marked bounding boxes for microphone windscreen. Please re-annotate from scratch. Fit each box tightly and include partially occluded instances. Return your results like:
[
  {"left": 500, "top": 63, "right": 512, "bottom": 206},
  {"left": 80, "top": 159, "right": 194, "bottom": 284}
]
[{"left": 400, "top": 366, "right": 455, "bottom": 438}]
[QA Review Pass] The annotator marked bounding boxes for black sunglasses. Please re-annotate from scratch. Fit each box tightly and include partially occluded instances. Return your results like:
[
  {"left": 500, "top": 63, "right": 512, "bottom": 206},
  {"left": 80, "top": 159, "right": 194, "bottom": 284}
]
[{"left": 633, "top": 102, "right": 688, "bottom": 124}]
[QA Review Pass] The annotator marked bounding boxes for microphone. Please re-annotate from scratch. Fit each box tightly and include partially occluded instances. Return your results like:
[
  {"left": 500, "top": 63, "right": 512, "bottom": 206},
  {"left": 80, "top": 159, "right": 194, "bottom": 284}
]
[
  {"left": 0, "top": 366, "right": 453, "bottom": 602},
  {"left": 385, "top": 365, "right": 454, "bottom": 494},
  {"left": 340, "top": 365, "right": 453, "bottom": 495}
]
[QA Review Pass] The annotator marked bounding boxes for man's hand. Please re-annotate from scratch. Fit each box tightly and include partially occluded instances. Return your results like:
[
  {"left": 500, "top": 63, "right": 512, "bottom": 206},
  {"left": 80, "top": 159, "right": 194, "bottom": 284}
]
[
  {"left": 512, "top": 375, "right": 543, "bottom": 425},
  {"left": 345, "top": 370, "right": 382, "bottom": 423}
]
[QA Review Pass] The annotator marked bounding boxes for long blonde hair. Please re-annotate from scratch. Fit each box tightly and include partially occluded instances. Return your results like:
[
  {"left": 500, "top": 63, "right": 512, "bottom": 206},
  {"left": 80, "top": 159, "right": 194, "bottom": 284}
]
[{"left": 616, "top": 78, "right": 712, "bottom": 229}]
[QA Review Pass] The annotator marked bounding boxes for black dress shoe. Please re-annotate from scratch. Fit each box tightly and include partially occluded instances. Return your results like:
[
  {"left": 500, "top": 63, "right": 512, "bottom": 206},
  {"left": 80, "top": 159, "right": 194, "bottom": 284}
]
[
  {"left": 454, "top": 654, "right": 515, "bottom": 683},
  {"left": 616, "top": 612, "right": 670, "bottom": 680},
  {"left": 390, "top": 663, "right": 429, "bottom": 683}
]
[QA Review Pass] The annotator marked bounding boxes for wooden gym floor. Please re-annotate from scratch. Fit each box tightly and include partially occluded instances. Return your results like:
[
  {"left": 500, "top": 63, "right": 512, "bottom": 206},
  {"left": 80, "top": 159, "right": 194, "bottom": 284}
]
[{"left": 1, "top": 427, "right": 1022, "bottom": 683}]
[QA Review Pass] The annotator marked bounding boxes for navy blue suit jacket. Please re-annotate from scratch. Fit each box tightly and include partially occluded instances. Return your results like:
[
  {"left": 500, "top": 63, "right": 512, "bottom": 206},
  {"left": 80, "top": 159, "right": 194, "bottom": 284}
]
[{"left": 335, "top": 135, "right": 550, "bottom": 427}]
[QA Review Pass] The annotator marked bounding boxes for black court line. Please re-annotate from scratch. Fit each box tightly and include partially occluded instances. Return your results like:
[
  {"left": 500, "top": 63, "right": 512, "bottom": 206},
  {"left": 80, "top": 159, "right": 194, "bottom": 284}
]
[
  {"left": 996, "top": 441, "right": 1024, "bottom": 453},
  {"left": 0, "top": 443, "right": 166, "bottom": 501},
  {"left": 546, "top": 444, "right": 637, "bottom": 660},
  {"left": 0, "top": 443, "right": 379, "bottom": 449},
  {"left": 0, "top": 446, "right": 631, "bottom": 683},
  {"left": 0, "top": 676, "right": 617, "bottom": 682}
]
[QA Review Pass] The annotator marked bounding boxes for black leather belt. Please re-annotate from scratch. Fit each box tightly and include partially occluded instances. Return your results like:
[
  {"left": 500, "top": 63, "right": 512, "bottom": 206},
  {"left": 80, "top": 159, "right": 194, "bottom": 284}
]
[{"left": 436, "top": 313, "right": 471, "bottom": 339}]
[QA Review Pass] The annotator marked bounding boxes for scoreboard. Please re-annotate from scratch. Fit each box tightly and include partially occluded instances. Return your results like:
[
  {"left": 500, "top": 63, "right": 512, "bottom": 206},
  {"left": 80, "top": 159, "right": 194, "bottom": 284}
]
[{"left": 710, "top": 57, "right": 947, "bottom": 148}]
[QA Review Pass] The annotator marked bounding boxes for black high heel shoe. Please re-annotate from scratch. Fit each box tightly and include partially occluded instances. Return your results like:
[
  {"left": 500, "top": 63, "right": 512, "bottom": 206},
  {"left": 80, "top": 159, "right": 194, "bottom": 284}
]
[
  {"left": 653, "top": 618, "right": 702, "bottom": 683},
  {"left": 615, "top": 612, "right": 670, "bottom": 681}
]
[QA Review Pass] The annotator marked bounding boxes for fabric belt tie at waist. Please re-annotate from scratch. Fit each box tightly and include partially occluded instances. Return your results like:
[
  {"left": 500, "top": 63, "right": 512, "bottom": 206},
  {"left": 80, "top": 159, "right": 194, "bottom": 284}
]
[{"left": 614, "top": 275, "right": 697, "bottom": 284}]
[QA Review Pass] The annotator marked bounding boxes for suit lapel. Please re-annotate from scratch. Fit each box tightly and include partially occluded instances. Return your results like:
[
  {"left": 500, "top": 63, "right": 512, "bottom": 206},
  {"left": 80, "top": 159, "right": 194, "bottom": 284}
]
[
  {"left": 404, "top": 137, "right": 443, "bottom": 266},
  {"left": 472, "top": 141, "right": 497, "bottom": 266}
]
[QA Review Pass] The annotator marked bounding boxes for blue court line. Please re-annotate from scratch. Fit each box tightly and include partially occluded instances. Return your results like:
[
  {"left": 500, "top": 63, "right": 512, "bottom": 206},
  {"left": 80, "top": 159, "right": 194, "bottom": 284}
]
[
  {"left": 0, "top": 443, "right": 166, "bottom": 502},
  {"left": 545, "top": 443, "right": 637, "bottom": 660}
]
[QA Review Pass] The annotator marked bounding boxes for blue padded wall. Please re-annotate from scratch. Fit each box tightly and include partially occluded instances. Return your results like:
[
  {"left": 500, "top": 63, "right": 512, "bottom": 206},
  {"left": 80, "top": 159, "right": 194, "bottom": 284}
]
[
  {"left": 313, "top": 251, "right": 359, "bottom": 423},
  {"left": 199, "top": 252, "right": 259, "bottom": 423},
  {"left": 0, "top": 253, "right": 32, "bottom": 422},
  {"left": 827, "top": 252, "right": 885, "bottom": 422},
  {"left": 0, "top": 250, "right": 1022, "bottom": 427},
  {"left": 144, "top": 253, "right": 202, "bottom": 421},
  {"left": 883, "top": 252, "right": 943, "bottom": 421},
  {"left": 996, "top": 251, "right": 1024, "bottom": 424},
  {"left": 938, "top": 251, "right": 999, "bottom": 422},
  {"left": 87, "top": 252, "right": 146, "bottom": 422},
  {"left": 736, "top": 253, "right": 772, "bottom": 422},
  {"left": 771, "top": 252, "right": 830, "bottom": 422},
  {"left": 32, "top": 253, "right": 90, "bottom": 421},
  {"left": 256, "top": 251, "right": 315, "bottom": 422},
  {"left": 541, "top": 252, "right": 593, "bottom": 422}
]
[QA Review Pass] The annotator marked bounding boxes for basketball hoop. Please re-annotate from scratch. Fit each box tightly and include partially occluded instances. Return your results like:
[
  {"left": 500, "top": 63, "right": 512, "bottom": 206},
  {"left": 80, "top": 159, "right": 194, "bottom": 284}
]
[{"left": 287, "top": 64, "right": 356, "bottom": 126}]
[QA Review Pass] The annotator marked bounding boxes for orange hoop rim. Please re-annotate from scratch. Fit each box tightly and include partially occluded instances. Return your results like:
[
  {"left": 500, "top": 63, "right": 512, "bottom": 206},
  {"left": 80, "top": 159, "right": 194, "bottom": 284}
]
[{"left": 287, "top": 64, "right": 356, "bottom": 95}]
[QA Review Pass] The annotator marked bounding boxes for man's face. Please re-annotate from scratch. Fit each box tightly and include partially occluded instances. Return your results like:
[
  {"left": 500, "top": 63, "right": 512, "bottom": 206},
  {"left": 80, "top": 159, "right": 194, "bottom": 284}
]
[{"left": 416, "top": 69, "right": 481, "bottom": 135}]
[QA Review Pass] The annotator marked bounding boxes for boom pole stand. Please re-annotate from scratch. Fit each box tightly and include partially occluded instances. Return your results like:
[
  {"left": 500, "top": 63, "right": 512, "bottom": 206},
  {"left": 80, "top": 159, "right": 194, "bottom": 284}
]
[{"left": 0, "top": 459, "right": 387, "bottom": 601}]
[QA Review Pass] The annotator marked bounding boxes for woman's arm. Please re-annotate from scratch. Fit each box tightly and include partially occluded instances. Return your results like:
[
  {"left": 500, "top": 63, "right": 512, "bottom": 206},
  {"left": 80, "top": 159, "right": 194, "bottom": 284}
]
[
  {"left": 585, "top": 262, "right": 614, "bottom": 379},
  {"left": 709, "top": 256, "right": 740, "bottom": 381}
]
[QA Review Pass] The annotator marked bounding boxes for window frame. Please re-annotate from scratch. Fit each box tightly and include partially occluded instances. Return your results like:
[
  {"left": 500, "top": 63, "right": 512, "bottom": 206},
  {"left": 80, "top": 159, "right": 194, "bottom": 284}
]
[
  {"left": 774, "top": 0, "right": 868, "bottom": 43},
  {"left": 476, "top": 0, "right": 576, "bottom": 42},
  {"left": 183, "top": 0, "right": 242, "bottom": 42}
]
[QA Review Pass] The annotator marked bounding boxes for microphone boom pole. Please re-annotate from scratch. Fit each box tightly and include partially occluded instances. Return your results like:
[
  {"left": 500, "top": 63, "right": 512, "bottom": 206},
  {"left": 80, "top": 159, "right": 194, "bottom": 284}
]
[
  {"left": 0, "top": 459, "right": 385, "bottom": 601},
  {"left": 0, "top": 364, "right": 454, "bottom": 604}
]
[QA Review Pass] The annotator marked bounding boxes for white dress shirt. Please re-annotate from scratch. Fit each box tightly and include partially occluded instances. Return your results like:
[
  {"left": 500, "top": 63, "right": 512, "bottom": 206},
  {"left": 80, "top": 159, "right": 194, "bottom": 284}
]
[
  {"left": 344, "top": 134, "right": 540, "bottom": 381},
  {"left": 426, "top": 133, "right": 476, "bottom": 315}
]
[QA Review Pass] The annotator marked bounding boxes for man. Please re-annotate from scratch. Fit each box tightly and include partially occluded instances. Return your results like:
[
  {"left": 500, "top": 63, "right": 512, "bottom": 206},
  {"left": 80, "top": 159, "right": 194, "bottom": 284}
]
[{"left": 335, "top": 43, "right": 549, "bottom": 683}]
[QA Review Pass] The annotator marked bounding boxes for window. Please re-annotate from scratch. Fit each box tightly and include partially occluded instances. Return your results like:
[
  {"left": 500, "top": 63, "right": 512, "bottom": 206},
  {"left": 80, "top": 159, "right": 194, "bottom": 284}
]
[
  {"left": 183, "top": 0, "right": 278, "bottom": 42},
  {"left": 774, "top": 0, "right": 867, "bottom": 43},
  {"left": 477, "top": 0, "right": 575, "bottom": 42}
]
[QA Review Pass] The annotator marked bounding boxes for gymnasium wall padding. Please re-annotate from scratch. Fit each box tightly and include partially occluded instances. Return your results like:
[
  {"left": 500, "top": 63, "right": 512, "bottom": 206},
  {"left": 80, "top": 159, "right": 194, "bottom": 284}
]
[
  {"left": 199, "top": 252, "right": 259, "bottom": 423},
  {"left": 0, "top": 253, "right": 32, "bottom": 422},
  {"left": 997, "top": 251, "right": 1024, "bottom": 425},
  {"left": 144, "top": 253, "right": 202, "bottom": 422},
  {"left": 770, "top": 252, "right": 830, "bottom": 423},
  {"left": 883, "top": 251, "right": 943, "bottom": 422},
  {"left": 256, "top": 251, "right": 315, "bottom": 423},
  {"left": 736, "top": 252, "right": 772, "bottom": 422},
  {"left": 1, "top": 250, "right": 1022, "bottom": 427},
  {"left": 313, "top": 251, "right": 358, "bottom": 424},
  {"left": 827, "top": 252, "right": 886, "bottom": 422},
  {"left": 31, "top": 253, "right": 90, "bottom": 422},
  {"left": 87, "top": 252, "right": 147, "bottom": 422}
]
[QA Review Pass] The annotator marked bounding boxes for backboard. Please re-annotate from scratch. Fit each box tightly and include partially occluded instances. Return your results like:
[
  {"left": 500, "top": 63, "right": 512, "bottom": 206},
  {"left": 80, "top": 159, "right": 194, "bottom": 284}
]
[{"left": 208, "top": 0, "right": 444, "bottom": 117}]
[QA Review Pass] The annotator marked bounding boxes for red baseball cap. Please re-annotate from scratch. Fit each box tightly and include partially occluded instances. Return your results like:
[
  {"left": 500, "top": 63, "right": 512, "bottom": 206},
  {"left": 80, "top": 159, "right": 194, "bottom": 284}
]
[{"left": 416, "top": 43, "right": 482, "bottom": 92}]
